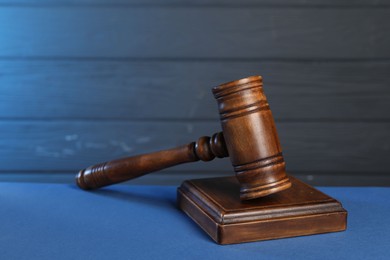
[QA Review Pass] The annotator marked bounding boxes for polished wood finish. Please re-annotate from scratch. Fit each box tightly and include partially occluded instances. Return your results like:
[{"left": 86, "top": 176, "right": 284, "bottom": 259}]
[
  {"left": 213, "top": 76, "right": 290, "bottom": 199},
  {"left": 76, "top": 133, "right": 228, "bottom": 189},
  {"left": 76, "top": 76, "right": 291, "bottom": 200},
  {"left": 75, "top": 75, "right": 348, "bottom": 244},
  {"left": 178, "top": 175, "right": 347, "bottom": 244}
]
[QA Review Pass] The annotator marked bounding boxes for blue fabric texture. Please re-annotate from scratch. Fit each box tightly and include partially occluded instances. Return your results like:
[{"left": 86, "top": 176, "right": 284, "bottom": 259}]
[{"left": 0, "top": 182, "right": 389, "bottom": 260}]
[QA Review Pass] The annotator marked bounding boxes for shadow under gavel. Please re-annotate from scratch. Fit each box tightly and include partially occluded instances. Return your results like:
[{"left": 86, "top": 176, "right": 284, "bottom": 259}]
[{"left": 76, "top": 76, "right": 291, "bottom": 200}]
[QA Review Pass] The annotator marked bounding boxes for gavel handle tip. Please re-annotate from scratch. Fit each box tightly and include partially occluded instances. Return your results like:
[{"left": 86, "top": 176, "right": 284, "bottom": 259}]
[{"left": 76, "top": 169, "right": 90, "bottom": 190}]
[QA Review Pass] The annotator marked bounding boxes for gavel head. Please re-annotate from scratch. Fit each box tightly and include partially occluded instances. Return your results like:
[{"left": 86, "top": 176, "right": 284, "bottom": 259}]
[{"left": 213, "top": 75, "right": 291, "bottom": 200}]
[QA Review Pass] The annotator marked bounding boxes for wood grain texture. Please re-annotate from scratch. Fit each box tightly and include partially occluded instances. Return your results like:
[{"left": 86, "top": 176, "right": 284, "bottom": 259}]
[
  {"left": 210, "top": 76, "right": 291, "bottom": 199},
  {"left": 1, "top": 60, "right": 389, "bottom": 120},
  {"left": 1, "top": 121, "right": 389, "bottom": 173},
  {"left": 74, "top": 76, "right": 291, "bottom": 199},
  {"left": 76, "top": 133, "right": 228, "bottom": 190},
  {"left": 178, "top": 175, "right": 347, "bottom": 244},
  {"left": 1, "top": 7, "right": 389, "bottom": 59}
]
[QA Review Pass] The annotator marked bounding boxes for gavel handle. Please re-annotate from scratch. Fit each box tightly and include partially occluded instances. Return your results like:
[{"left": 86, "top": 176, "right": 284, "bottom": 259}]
[{"left": 76, "top": 132, "right": 228, "bottom": 190}]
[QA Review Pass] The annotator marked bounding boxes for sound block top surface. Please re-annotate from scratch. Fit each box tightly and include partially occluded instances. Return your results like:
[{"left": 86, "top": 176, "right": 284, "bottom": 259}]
[{"left": 179, "top": 175, "right": 345, "bottom": 225}]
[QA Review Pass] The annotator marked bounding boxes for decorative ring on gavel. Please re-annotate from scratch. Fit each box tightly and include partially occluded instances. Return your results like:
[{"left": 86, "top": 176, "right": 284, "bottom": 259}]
[{"left": 76, "top": 75, "right": 291, "bottom": 200}]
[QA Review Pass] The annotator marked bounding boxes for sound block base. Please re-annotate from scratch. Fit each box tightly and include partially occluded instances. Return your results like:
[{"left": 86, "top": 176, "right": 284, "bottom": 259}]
[{"left": 177, "top": 175, "right": 347, "bottom": 244}]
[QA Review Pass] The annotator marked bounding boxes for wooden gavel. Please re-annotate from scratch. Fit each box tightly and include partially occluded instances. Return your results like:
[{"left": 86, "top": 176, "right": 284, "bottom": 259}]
[{"left": 76, "top": 76, "right": 291, "bottom": 200}]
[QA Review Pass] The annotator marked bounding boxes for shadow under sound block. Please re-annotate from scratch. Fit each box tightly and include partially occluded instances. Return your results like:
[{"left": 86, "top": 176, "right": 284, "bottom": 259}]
[{"left": 177, "top": 175, "right": 347, "bottom": 244}]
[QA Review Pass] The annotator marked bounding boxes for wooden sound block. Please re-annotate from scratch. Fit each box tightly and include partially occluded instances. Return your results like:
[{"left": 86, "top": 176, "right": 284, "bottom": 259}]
[{"left": 177, "top": 175, "right": 347, "bottom": 244}]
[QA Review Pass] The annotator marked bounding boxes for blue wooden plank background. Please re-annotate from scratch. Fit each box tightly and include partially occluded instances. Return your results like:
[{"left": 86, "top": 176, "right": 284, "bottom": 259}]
[{"left": 0, "top": 1, "right": 389, "bottom": 185}]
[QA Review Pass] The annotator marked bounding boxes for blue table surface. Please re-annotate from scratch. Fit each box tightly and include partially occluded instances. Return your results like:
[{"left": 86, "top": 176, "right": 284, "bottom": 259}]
[{"left": 0, "top": 182, "right": 389, "bottom": 260}]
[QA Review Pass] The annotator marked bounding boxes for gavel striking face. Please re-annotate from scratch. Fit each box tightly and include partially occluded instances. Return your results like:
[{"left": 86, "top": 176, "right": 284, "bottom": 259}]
[{"left": 76, "top": 75, "right": 291, "bottom": 200}]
